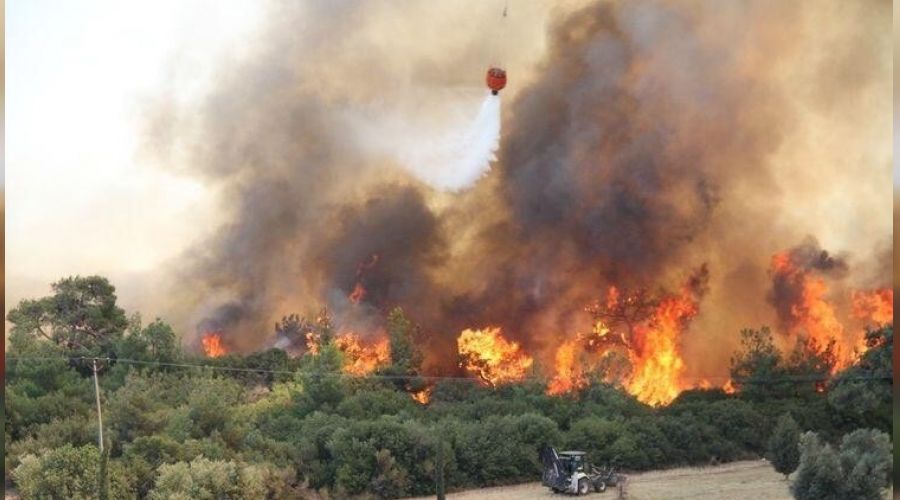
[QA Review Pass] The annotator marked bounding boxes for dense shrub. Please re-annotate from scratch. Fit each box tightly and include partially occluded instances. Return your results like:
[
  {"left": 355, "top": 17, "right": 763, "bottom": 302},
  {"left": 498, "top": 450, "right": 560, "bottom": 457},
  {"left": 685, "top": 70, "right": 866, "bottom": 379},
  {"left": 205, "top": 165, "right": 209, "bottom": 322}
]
[
  {"left": 13, "top": 444, "right": 101, "bottom": 499},
  {"left": 768, "top": 413, "right": 800, "bottom": 479},
  {"left": 4, "top": 281, "right": 893, "bottom": 499},
  {"left": 791, "top": 429, "right": 892, "bottom": 500}
]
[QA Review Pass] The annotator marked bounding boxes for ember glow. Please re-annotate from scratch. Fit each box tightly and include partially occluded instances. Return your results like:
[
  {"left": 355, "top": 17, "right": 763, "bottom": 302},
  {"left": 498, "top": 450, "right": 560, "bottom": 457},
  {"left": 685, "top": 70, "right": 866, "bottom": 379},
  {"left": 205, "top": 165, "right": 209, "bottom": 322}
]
[
  {"left": 457, "top": 327, "right": 533, "bottom": 386},
  {"left": 201, "top": 332, "right": 227, "bottom": 358}
]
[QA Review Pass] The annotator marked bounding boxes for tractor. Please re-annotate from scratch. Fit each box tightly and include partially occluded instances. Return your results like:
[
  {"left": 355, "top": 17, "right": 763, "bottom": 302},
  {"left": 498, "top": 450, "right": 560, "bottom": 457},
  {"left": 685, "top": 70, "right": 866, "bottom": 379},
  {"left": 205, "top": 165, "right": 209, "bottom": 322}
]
[{"left": 541, "top": 447, "right": 620, "bottom": 495}]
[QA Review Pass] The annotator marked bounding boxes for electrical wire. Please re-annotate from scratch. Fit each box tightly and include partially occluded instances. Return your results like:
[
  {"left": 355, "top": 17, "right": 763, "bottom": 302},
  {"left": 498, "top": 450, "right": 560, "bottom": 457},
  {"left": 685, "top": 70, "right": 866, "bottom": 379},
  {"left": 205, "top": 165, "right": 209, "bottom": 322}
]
[{"left": 4, "top": 355, "right": 891, "bottom": 384}]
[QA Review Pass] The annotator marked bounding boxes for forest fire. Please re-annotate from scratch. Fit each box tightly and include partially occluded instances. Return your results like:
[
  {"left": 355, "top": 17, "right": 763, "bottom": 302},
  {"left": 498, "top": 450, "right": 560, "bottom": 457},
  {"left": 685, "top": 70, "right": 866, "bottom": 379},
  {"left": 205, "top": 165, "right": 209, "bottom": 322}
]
[
  {"left": 206, "top": 246, "right": 886, "bottom": 407},
  {"left": 153, "top": 0, "right": 890, "bottom": 415},
  {"left": 201, "top": 332, "right": 227, "bottom": 358},
  {"left": 852, "top": 289, "right": 893, "bottom": 325},
  {"left": 457, "top": 327, "right": 533, "bottom": 386},
  {"left": 722, "top": 380, "right": 737, "bottom": 394},
  {"left": 411, "top": 387, "right": 433, "bottom": 405},
  {"left": 300, "top": 328, "right": 390, "bottom": 375},
  {"left": 334, "top": 333, "right": 391, "bottom": 375},
  {"left": 768, "top": 245, "right": 889, "bottom": 370},
  {"left": 770, "top": 251, "right": 845, "bottom": 363},
  {"left": 546, "top": 339, "right": 583, "bottom": 395},
  {"left": 546, "top": 273, "right": 705, "bottom": 406},
  {"left": 625, "top": 287, "right": 698, "bottom": 405}
]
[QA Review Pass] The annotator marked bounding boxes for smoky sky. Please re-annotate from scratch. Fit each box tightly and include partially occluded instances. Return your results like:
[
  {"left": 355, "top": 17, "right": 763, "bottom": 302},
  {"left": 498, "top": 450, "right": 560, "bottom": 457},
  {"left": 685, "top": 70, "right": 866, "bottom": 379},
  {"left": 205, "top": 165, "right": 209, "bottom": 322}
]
[
  {"left": 145, "top": 0, "right": 891, "bottom": 373},
  {"left": 768, "top": 237, "right": 849, "bottom": 329}
]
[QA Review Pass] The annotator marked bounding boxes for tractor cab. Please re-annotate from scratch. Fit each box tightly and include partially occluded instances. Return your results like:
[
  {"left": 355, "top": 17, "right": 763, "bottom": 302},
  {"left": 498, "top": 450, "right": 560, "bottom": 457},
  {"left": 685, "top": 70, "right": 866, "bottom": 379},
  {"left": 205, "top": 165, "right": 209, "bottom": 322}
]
[
  {"left": 541, "top": 447, "right": 620, "bottom": 495},
  {"left": 541, "top": 447, "right": 593, "bottom": 495},
  {"left": 557, "top": 451, "right": 587, "bottom": 476}
]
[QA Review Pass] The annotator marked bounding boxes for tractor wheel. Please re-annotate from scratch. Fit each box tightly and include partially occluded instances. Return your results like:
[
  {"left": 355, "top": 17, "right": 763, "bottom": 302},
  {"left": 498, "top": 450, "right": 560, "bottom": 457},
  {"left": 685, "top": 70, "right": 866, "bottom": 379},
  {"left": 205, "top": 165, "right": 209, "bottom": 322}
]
[
  {"left": 577, "top": 478, "right": 590, "bottom": 495},
  {"left": 594, "top": 481, "right": 606, "bottom": 493}
]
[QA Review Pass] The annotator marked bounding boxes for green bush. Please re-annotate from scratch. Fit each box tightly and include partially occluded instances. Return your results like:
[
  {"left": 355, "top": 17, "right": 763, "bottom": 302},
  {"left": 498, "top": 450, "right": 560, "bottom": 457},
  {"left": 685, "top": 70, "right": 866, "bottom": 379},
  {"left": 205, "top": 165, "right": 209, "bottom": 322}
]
[
  {"left": 149, "top": 457, "right": 293, "bottom": 499},
  {"left": 791, "top": 429, "right": 892, "bottom": 500},
  {"left": 13, "top": 444, "right": 101, "bottom": 500},
  {"left": 768, "top": 413, "right": 800, "bottom": 479}
]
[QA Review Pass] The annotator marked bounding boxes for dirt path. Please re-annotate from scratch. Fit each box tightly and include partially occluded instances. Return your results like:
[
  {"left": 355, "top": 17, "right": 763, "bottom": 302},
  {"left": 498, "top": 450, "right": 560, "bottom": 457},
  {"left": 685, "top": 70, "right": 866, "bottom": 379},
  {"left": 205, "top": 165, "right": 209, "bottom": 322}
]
[{"left": 410, "top": 460, "right": 794, "bottom": 500}]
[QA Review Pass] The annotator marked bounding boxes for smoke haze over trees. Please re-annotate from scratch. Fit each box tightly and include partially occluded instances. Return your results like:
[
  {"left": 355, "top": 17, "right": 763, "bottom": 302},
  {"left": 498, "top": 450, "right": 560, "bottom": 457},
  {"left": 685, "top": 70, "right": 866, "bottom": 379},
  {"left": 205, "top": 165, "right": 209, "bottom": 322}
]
[{"left": 136, "top": 0, "right": 891, "bottom": 385}]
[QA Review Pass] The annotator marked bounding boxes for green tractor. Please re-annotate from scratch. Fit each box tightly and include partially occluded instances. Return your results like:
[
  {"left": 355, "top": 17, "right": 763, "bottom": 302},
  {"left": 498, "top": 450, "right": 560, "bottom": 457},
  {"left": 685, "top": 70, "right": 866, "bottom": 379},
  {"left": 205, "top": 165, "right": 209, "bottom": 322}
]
[{"left": 540, "top": 447, "right": 620, "bottom": 495}]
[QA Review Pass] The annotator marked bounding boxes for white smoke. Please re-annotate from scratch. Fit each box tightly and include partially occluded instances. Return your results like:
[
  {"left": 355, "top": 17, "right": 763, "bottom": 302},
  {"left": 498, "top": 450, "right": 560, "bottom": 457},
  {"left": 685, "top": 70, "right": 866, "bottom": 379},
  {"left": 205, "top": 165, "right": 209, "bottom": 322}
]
[{"left": 345, "top": 90, "right": 502, "bottom": 192}]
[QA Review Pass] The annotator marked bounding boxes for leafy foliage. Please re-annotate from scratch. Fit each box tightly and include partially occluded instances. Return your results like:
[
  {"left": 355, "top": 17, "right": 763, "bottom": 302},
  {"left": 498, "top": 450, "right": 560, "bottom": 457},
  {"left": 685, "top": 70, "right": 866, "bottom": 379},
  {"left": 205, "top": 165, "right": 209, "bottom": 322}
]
[
  {"left": 768, "top": 413, "right": 801, "bottom": 478},
  {"left": 791, "top": 429, "right": 892, "bottom": 500},
  {"left": 827, "top": 327, "right": 892, "bottom": 432},
  {"left": 4, "top": 278, "right": 894, "bottom": 499},
  {"left": 13, "top": 444, "right": 101, "bottom": 500},
  {"left": 8, "top": 276, "right": 128, "bottom": 358}
]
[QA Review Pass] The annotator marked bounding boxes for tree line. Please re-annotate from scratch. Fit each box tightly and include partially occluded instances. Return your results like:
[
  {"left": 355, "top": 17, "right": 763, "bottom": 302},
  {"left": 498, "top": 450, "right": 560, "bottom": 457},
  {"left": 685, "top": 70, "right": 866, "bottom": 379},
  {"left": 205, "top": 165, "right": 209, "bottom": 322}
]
[{"left": 4, "top": 276, "right": 893, "bottom": 498}]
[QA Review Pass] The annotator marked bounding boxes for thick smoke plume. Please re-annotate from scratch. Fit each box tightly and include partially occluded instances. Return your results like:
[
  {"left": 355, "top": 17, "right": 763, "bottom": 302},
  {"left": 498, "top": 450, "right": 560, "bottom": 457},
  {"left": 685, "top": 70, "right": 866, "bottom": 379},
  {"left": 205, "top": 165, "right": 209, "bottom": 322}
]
[{"left": 144, "top": 0, "right": 891, "bottom": 381}]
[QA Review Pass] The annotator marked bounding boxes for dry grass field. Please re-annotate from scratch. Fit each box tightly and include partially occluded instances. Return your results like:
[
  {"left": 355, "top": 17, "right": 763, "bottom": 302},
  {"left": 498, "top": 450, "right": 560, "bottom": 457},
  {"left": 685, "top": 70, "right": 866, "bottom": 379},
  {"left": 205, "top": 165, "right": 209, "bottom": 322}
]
[{"left": 411, "top": 459, "right": 892, "bottom": 500}]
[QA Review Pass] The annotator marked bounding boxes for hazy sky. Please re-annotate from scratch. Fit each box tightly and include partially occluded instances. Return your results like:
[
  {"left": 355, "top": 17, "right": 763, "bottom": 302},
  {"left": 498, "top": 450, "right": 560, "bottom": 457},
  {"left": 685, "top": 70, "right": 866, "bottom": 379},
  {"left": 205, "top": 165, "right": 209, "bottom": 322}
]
[{"left": 6, "top": 0, "right": 261, "bottom": 315}]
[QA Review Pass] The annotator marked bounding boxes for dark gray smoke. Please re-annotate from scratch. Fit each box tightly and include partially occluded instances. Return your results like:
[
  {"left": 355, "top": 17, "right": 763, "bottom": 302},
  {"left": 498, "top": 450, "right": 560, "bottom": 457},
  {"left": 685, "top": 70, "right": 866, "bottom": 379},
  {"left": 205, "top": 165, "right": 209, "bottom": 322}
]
[
  {"left": 768, "top": 237, "right": 849, "bottom": 328},
  {"left": 144, "top": 0, "right": 890, "bottom": 375}
]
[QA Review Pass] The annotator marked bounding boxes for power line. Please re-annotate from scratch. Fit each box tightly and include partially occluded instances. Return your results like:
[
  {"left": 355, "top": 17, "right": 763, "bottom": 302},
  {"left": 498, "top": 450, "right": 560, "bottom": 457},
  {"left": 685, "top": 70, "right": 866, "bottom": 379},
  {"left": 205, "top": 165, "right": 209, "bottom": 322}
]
[
  {"left": 5, "top": 355, "right": 892, "bottom": 384},
  {"left": 5, "top": 356, "right": 481, "bottom": 382}
]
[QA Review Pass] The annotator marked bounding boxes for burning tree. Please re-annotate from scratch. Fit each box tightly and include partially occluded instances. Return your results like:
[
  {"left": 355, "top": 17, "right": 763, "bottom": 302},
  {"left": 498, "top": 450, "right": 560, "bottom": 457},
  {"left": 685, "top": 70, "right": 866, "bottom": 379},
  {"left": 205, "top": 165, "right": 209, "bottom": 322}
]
[
  {"left": 730, "top": 326, "right": 839, "bottom": 399},
  {"left": 587, "top": 286, "right": 660, "bottom": 338},
  {"left": 273, "top": 309, "right": 390, "bottom": 376},
  {"left": 548, "top": 268, "right": 708, "bottom": 406},
  {"left": 457, "top": 327, "right": 533, "bottom": 386}
]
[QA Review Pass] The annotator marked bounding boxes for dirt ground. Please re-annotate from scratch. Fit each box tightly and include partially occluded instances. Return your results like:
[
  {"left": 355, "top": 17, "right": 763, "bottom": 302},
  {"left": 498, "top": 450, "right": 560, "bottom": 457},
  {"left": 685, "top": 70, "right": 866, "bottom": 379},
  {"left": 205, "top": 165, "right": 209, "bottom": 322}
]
[{"left": 409, "top": 459, "right": 891, "bottom": 500}]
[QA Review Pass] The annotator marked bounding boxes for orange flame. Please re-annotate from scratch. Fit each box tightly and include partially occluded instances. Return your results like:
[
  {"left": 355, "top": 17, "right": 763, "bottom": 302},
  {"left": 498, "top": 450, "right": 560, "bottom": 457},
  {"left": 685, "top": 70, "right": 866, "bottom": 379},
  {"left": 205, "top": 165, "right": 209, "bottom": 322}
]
[
  {"left": 201, "top": 332, "right": 227, "bottom": 357},
  {"left": 547, "top": 281, "right": 700, "bottom": 406},
  {"left": 722, "top": 379, "right": 736, "bottom": 394},
  {"left": 411, "top": 387, "right": 433, "bottom": 404},
  {"left": 457, "top": 327, "right": 533, "bottom": 386},
  {"left": 301, "top": 328, "right": 390, "bottom": 375},
  {"left": 334, "top": 333, "right": 390, "bottom": 375},
  {"left": 771, "top": 251, "right": 851, "bottom": 369},
  {"left": 546, "top": 321, "right": 620, "bottom": 395},
  {"left": 625, "top": 287, "right": 697, "bottom": 406},
  {"left": 546, "top": 339, "right": 584, "bottom": 395},
  {"left": 852, "top": 288, "right": 893, "bottom": 325}
]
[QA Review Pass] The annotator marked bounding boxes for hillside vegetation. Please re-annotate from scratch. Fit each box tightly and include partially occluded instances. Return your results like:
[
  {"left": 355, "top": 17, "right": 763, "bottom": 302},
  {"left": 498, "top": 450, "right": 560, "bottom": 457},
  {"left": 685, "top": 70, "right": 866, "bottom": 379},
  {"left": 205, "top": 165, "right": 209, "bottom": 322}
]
[{"left": 4, "top": 277, "right": 892, "bottom": 499}]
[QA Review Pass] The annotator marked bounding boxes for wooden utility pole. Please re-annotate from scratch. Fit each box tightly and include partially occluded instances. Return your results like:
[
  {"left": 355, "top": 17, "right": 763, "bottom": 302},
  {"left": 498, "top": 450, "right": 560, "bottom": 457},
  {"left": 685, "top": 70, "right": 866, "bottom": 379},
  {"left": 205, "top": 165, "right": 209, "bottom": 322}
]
[{"left": 92, "top": 359, "right": 104, "bottom": 452}]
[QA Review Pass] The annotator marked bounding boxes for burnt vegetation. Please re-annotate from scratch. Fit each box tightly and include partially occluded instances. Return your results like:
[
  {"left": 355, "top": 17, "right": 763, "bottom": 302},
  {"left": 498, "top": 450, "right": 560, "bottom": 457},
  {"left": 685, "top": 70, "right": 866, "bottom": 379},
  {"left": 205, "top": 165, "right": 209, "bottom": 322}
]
[{"left": 5, "top": 276, "right": 892, "bottom": 499}]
